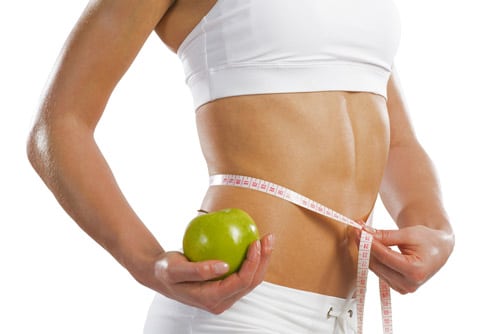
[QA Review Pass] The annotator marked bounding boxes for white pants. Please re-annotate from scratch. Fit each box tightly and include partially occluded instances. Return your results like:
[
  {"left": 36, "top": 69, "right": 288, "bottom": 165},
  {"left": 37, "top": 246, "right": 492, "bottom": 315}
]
[{"left": 143, "top": 281, "right": 357, "bottom": 334}]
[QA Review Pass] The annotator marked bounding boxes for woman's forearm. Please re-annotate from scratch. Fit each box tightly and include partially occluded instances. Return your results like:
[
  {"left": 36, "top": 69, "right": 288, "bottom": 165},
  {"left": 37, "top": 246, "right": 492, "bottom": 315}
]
[
  {"left": 380, "top": 141, "right": 453, "bottom": 235},
  {"left": 27, "top": 116, "right": 164, "bottom": 284}
]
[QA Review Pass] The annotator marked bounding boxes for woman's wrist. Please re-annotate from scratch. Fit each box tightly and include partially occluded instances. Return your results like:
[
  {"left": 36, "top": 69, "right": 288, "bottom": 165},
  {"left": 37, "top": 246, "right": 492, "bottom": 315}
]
[
  {"left": 129, "top": 250, "right": 166, "bottom": 290},
  {"left": 397, "top": 206, "right": 455, "bottom": 258},
  {"left": 110, "top": 223, "right": 166, "bottom": 288}
]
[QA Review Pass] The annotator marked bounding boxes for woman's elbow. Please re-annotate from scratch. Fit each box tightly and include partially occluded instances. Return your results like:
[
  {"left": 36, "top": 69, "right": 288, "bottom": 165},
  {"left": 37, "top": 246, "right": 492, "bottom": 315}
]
[{"left": 26, "top": 119, "right": 51, "bottom": 178}]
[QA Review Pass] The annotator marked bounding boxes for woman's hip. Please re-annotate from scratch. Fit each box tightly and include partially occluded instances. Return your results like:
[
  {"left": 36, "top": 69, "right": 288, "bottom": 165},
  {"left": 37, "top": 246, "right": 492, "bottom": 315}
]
[{"left": 143, "top": 281, "right": 357, "bottom": 334}]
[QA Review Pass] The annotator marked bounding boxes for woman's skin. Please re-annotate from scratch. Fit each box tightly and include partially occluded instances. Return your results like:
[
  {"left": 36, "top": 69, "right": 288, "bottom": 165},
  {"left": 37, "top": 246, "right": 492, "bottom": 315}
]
[{"left": 27, "top": 0, "right": 454, "bottom": 315}]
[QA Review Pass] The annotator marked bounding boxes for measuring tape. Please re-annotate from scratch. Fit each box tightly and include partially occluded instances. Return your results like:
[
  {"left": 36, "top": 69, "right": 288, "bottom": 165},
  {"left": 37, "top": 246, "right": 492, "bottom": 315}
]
[{"left": 209, "top": 174, "right": 393, "bottom": 334}]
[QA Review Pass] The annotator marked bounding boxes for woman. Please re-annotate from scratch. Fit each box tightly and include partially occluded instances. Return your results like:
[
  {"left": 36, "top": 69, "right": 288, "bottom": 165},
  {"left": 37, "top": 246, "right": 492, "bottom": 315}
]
[{"left": 27, "top": 0, "right": 455, "bottom": 333}]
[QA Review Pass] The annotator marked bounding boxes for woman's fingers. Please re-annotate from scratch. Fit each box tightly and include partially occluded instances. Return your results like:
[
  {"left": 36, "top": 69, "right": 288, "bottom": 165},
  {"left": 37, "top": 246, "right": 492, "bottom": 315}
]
[
  {"left": 251, "top": 233, "right": 275, "bottom": 285},
  {"left": 157, "top": 252, "right": 230, "bottom": 284},
  {"left": 368, "top": 246, "right": 417, "bottom": 294},
  {"left": 233, "top": 234, "right": 274, "bottom": 286},
  {"left": 360, "top": 226, "right": 452, "bottom": 294},
  {"left": 369, "top": 231, "right": 417, "bottom": 275},
  {"left": 208, "top": 234, "right": 275, "bottom": 311},
  {"left": 155, "top": 234, "right": 274, "bottom": 314},
  {"left": 222, "top": 234, "right": 275, "bottom": 300}
]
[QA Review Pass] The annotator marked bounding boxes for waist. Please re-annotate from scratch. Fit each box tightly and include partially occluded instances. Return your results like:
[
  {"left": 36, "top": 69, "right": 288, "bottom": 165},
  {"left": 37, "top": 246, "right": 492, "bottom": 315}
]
[
  {"left": 195, "top": 91, "right": 389, "bottom": 297},
  {"left": 201, "top": 171, "right": 380, "bottom": 298}
]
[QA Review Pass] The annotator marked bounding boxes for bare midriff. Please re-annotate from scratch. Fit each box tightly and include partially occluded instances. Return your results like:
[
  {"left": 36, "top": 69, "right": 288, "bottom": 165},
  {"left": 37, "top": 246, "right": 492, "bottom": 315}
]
[
  {"left": 195, "top": 91, "right": 390, "bottom": 298},
  {"left": 154, "top": 0, "right": 391, "bottom": 299}
]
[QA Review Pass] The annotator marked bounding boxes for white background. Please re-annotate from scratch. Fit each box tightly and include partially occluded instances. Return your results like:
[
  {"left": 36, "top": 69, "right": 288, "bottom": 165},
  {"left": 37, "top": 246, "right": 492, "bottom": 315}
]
[{"left": 1, "top": 1, "right": 498, "bottom": 333}]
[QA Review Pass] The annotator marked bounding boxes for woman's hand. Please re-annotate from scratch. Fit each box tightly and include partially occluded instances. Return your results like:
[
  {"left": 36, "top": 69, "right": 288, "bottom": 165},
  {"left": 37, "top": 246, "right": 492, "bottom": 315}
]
[
  {"left": 150, "top": 234, "right": 274, "bottom": 314},
  {"left": 358, "top": 226, "right": 454, "bottom": 294}
]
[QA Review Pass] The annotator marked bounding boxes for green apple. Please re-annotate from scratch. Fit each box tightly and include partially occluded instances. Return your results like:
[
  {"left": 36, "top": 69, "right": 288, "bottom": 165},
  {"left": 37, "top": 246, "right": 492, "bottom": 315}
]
[{"left": 182, "top": 208, "right": 260, "bottom": 278}]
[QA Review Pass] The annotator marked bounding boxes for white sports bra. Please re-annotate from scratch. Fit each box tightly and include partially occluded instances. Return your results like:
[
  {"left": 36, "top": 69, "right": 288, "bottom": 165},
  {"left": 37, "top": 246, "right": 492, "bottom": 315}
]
[{"left": 177, "top": 0, "right": 401, "bottom": 110}]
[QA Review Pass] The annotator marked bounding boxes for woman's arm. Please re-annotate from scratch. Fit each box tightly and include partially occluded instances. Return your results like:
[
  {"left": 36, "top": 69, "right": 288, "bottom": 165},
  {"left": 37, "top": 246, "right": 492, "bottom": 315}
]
[
  {"left": 366, "top": 69, "right": 455, "bottom": 294},
  {"left": 28, "top": 0, "right": 174, "bottom": 283},
  {"left": 27, "top": 0, "right": 273, "bottom": 314}
]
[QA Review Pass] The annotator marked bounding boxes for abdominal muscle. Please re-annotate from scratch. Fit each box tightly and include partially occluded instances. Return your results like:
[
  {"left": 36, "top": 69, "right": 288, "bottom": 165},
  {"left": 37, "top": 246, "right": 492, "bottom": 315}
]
[{"left": 195, "top": 91, "right": 390, "bottom": 298}]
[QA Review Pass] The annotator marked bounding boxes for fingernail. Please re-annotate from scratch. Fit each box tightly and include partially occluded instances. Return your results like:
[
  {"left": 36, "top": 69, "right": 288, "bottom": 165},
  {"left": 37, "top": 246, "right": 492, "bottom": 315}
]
[
  {"left": 250, "top": 240, "right": 261, "bottom": 260},
  {"left": 213, "top": 262, "right": 229, "bottom": 275},
  {"left": 267, "top": 234, "right": 275, "bottom": 251},
  {"left": 363, "top": 225, "right": 377, "bottom": 234},
  {"left": 255, "top": 239, "right": 262, "bottom": 253}
]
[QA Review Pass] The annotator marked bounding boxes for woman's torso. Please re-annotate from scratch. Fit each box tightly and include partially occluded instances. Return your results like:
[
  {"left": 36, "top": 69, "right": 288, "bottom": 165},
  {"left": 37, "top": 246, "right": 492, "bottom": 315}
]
[{"left": 155, "top": 0, "right": 391, "bottom": 298}]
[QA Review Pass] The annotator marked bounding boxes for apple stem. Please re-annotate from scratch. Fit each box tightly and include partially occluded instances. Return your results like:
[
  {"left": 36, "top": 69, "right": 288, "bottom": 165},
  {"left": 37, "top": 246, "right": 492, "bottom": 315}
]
[{"left": 197, "top": 209, "right": 209, "bottom": 214}]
